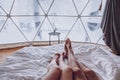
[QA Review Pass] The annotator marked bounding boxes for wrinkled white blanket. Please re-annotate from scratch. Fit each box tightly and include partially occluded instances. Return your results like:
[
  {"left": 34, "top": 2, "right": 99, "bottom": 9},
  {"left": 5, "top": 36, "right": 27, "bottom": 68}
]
[{"left": 0, "top": 43, "right": 120, "bottom": 80}]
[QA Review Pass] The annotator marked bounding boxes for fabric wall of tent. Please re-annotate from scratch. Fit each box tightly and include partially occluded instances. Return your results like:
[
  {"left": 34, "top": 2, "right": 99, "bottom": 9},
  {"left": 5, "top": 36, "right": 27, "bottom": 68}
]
[{"left": 0, "top": 0, "right": 107, "bottom": 48}]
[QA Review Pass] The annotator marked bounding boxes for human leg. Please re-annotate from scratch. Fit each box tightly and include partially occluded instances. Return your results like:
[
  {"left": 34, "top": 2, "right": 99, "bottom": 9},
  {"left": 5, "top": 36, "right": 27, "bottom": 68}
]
[
  {"left": 59, "top": 53, "right": 73, "bottom": 80},
  {"left": 42, "top": 53, "right": 61, "bottom": 80},
  {"left": 79, "top": 63, "right": 100, "bottom": 80},
  {"left": 64, "top": 38, "right": 87, "bottom": 80},
  {"left": 64, "top": 38, "right": 100, "bottom": 80}
]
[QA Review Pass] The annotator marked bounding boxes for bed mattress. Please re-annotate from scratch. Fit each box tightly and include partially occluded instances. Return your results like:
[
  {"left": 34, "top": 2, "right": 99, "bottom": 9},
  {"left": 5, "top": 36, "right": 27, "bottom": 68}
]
[{"left": 0, "top": 43, "right": 120, "bottom": 80}]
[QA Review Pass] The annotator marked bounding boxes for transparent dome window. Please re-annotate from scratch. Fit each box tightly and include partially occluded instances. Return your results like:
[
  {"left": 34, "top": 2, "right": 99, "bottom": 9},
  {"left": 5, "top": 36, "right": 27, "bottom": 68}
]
[{"left": 0, "top": 0, "right": 106, "bottom": 44}]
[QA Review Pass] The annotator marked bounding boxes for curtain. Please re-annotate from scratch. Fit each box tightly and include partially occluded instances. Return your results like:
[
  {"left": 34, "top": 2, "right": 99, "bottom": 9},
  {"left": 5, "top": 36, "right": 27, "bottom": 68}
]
[{"left": 101, "top": 0, "right": 120, "bottom": 55}]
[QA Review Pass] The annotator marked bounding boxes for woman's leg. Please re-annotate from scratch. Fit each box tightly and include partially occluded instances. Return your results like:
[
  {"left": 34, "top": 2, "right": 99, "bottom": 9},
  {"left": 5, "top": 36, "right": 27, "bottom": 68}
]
[
  {"left": 59, "top": 53, "right": 73, "bottom": 80},
  {"left": 42, "top": 53, "right": 61, "bottom": 80},
  {"left": 64, "top": 38, "right": 100, "bottom": 80},
  {"left": 64, "top": 38, "right": 87, "bottom": 80}
]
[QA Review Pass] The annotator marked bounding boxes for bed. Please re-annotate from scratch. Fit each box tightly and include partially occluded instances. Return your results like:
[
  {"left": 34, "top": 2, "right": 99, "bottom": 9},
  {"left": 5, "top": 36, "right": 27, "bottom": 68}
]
[{"left": 0, "top": 42, "right": 120, "bottom": 80}]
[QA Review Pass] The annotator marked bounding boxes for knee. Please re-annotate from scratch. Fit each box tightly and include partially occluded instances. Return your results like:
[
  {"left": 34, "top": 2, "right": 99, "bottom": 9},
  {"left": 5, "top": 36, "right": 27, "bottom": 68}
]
[
  {"left": 84, "top": 69, "right": 100, "bottom": 80},
  {"left": 63, "top": 66, "right": 73, "bottom": 73},
  {"left": 51, "top": 65, "right": 62, "bottom": 73},
  {"left": 84, "top": 69, "right": 94, "bottom": 74},
  {"left": 84, "top": 69, "right": 96, "bottom": 76},
  {"left": 73, "top": 67, "right": 87, "bottom": 79},
  {"left": 73, "top": 67, "right": 81, "bottom": 73},
  {"left": 73, "top": 67, "right": 82, "bottom": 75}
]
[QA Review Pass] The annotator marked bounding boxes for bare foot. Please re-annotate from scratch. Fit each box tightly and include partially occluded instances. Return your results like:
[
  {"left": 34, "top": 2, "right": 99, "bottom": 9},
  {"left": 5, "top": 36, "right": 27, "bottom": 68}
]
[
  {"left": 64, "top": 38, "right": 73, "bottom": 58},
  {"left": 59, "top": 52, "right": 65, "bottom": 62},
  {"left": 59, "top": 52, "right": 68, "bottom": 69},
  {"left": 48, "top": 53, "right": 60, "bottom": 65},
  {"left": 65, "top": 38, "right": 72, "bottom": 49}
]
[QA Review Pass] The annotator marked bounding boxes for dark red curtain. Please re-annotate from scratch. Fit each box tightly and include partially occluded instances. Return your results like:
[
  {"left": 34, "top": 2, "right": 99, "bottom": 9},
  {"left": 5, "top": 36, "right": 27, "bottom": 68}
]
[{"left": 101, "top": 0, "right": 120, "bottom": 55}]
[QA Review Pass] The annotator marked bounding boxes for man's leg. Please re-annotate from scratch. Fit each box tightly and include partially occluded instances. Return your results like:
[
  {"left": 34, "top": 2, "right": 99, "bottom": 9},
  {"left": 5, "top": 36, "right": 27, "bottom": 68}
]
[
  {"left": 64, "top": 38, "right": 100, "bottom": 80},
  {"left": 79, "top": 63, "right": 100, "bottom": 80},
  {"left": 42, "top": 53, "right": 61, "bottom": 80}
]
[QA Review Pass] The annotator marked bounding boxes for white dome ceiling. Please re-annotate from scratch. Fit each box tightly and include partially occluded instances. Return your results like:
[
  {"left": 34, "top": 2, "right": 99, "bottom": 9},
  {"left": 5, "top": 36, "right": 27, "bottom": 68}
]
[{"left": 0, "top": 0, "right": 106, "bottom": 44}]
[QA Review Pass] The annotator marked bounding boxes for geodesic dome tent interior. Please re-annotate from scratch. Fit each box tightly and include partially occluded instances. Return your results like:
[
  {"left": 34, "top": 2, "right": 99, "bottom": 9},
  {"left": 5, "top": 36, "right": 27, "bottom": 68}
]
[{"left": 0, "top": 0, "right": 106, "bottom": 45}]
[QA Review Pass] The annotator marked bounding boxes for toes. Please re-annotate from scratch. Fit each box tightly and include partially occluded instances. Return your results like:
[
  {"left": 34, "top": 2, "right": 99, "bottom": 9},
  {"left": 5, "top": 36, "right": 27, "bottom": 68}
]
[
  {"left": 54, "top": 53, "right": 60, "bottom": 59},
  {"left": 54, "top": 53, "right": 60, "bottom": 65},
  {"left": 48, "top": 53, "right": 60, "bottom": 64},
  {"left": 64, "top": 45, "right": 68, "bottom": 54},
  {"left": 48, "top": 57, "right": 53, "bottom": 63},
  {"left": 65, "top": 38, "right": 72, "bottom": 49},
  {"left": 59, "top": 53, "right": 65, "bottom": 61},
  {"left": 67, "top": 38, "right": 72, "bottom": 49},
  {"left": 62, "top": 52, "right": 68, "bottom": 59}
]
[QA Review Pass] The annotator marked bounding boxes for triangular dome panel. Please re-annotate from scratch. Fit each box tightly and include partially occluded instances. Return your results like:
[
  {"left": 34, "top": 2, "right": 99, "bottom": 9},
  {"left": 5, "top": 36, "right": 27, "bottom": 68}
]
[
  {"left": 81, "top": 0, "right": 103, "bottom": 16},
  {"left": 97, "top": 36, "right": 105, "bottom": 44},
  {"left": 34, "top": 18, "right": 53, "bottom": 41},
  {"left": 67, "top": 19, "right": 90, "bottom": 42},
  {"left": 0, "top": 8, "right": 7, "bottom": 15},
  {"left": 0, "top": 19, "right": 27, "bottom": 44},
  {"left": 0, "top": 0, "right": 14, "bottom": 13},
  {"left": 49, "top": 0, "right": 77, "bottom": 16},
  {"left": 11, "top": 0, "right": 44, "bottom": 15},
  {"left": 74, "top": 0, "right": 89, "bottom": 14},
  {"left": 0, "top": 17, "right": 7, "bottom": 30},
  {"left": 81, "top": 17, "right": 103, "bottom": 43},
  {"left": 38, "top": 0, "right": 54, "bottom": 14},
  {"left": 12, "top": 16, "right": 45, "bottom": 41},
  {"left": 48, "top": 17, "right": 77, "bottom": 40}
]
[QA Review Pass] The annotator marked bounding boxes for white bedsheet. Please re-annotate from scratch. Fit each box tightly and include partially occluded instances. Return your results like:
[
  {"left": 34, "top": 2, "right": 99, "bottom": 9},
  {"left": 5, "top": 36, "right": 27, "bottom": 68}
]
[{"left": 0, "top": 43, "right": 120, "bottom": 80}]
